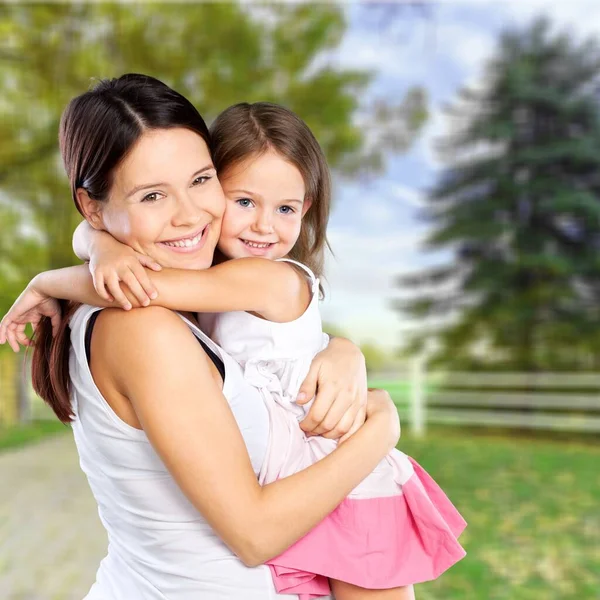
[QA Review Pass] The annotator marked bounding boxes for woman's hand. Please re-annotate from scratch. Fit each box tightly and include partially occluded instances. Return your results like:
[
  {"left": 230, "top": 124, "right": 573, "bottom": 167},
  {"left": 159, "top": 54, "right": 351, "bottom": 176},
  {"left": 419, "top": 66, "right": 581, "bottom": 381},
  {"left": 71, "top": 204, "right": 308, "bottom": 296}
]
[
  {"left": 88, "top": 232, "right": 162, "bottom": 309},
  {"left": 0, "top": 278, "right": 61, "bottom": 352},
  {"left": 365, "top": 387, "right": 401, "bottom": 446},
  {"left": 297, "top": 336, "right": 368, "bottom": 442}
]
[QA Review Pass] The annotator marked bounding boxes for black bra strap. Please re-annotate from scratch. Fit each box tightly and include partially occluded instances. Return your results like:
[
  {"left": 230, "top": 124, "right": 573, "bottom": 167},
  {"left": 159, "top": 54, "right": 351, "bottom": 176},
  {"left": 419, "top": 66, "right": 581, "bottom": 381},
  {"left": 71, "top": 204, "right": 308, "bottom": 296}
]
[{"left": 84, "top": 310, "right": 225, "bottom": 381}]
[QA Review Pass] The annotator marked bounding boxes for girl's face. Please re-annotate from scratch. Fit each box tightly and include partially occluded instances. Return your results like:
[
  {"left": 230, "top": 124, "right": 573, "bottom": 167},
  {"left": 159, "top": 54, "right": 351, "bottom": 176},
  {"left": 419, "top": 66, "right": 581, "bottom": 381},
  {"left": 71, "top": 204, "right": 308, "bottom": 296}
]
[
  {"left": 82, "top": 128, "right": 225, "bottom": 271},
  {"left": 217, "top": 149, "right": 311, "bottom": 260}
]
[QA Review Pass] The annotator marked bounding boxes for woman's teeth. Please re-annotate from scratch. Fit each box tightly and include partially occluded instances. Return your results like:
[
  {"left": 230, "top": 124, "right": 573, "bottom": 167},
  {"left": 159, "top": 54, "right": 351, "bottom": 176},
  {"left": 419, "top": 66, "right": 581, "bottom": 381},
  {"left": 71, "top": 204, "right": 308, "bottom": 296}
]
[
  {"left": 242, "top": 240, "right": 273, "bottom": 248},
  {"left": 164, "top": 232, "right": 202, "bottom": 248}
]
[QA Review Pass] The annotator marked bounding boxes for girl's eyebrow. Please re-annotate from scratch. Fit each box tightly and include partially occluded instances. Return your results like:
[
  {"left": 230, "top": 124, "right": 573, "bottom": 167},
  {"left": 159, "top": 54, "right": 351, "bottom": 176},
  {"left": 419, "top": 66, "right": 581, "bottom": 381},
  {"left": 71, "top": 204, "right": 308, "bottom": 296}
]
[
  {"left": 125, "top": 164, "right": 214, "bottom": 198},
  {"left": 227, "top": 189, "right": 303, "bottom": 205},
  {"left": 227, "top": 189, "right": 257, "bottom": 197}
]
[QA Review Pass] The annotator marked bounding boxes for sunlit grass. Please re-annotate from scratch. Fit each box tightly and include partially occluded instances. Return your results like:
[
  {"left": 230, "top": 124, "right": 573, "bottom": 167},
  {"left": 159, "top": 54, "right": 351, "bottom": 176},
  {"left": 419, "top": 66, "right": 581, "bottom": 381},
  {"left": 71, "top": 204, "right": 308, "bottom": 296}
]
[
  {"left": 0, "top": 420, "right": 69, "bottom": 452},
  {"left": 398, "top": 430, "right": 600, "bottom": 599}
]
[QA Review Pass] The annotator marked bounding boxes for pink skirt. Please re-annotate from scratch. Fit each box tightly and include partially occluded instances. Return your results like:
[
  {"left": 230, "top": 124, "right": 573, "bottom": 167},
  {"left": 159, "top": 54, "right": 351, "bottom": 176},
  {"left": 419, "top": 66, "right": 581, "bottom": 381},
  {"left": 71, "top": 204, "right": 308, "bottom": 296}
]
[{"left": 266, "top": 457, "right": 467, "bottom": 599}]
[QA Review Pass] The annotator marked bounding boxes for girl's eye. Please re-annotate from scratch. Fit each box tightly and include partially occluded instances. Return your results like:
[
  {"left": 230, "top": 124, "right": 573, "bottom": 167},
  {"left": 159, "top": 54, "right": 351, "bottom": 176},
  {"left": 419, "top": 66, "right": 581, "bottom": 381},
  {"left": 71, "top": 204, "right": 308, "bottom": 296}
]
[
  {"left": 236, "top": 198, "right": 254, "bottom": 208},
  {"left": 142, "top": 192, "right": 161, "bottom": 203},
  {"left": 278, "top": 205, "right": 295, "bottom": 215},
  {"left": 193, "top": 175, "right": 211, "bottom": 186}
]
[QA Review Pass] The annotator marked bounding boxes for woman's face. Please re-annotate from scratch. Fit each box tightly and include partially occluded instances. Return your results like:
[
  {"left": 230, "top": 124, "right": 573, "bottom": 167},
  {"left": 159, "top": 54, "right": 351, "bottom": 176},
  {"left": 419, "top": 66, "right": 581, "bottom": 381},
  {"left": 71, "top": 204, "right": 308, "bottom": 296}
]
[{"left": 88, "top": 128, "right": 225, "bottom": 271}]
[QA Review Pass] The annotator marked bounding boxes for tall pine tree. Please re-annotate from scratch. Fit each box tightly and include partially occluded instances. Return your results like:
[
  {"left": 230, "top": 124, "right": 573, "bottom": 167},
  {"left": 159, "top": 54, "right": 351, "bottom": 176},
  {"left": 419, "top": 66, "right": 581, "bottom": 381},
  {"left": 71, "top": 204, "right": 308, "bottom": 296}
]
[{"left": 397, "top": 18, "right": 600, "bottom": 371}]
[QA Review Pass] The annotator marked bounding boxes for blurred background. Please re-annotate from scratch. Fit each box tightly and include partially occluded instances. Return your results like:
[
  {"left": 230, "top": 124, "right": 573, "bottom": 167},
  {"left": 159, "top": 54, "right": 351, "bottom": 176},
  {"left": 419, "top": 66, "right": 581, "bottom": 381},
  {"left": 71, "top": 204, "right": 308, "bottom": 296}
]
[{"left": 1, "top": 1, "right": 599, "bottom": 599}]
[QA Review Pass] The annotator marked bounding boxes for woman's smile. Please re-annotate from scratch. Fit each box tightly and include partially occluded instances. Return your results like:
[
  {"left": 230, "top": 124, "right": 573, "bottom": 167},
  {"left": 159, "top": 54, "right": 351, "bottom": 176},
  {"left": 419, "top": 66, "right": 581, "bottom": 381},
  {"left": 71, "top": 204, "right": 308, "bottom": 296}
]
[{"left": 158, "top": 223, "right": 211, "bottom": 253}]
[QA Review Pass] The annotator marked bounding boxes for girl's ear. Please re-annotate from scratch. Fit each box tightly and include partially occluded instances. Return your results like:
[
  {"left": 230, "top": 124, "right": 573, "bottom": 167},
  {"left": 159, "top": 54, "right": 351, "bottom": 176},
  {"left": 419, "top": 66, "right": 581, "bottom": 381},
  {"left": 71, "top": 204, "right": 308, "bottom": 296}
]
[
  {"left": 301, "top": 197, "right": 313, "bottom": 217},
  {"left": 76, "top": 189, "right": 105, "bottom": 230}
]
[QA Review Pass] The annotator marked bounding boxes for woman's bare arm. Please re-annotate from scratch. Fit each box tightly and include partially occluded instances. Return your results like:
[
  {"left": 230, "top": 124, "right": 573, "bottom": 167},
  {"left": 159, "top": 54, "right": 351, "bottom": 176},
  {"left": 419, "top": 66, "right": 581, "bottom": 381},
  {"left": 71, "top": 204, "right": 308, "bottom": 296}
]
[{"left": 98, "top": 307, "right": 399, "bottom": 567}]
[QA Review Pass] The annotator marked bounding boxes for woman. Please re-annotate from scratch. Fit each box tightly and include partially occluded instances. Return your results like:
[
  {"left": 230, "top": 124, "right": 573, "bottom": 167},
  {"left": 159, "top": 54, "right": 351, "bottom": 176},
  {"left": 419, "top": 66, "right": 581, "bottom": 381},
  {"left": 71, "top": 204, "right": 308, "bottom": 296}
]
[{"left": 1, "top": 74, "right": 400, "bottom": 599}]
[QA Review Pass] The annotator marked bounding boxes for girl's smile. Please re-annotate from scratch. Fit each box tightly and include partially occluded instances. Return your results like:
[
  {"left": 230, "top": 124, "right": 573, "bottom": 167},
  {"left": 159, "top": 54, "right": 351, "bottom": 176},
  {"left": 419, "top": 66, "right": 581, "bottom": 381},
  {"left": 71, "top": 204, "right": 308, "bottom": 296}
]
[{"left": 217, "top": 149, "right": 311, "bottom": 261}]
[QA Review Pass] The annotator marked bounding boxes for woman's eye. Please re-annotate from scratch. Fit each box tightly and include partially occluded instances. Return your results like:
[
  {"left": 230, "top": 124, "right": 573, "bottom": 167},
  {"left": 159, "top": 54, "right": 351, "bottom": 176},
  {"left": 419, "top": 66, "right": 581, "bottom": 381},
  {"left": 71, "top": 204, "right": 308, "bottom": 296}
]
[
  {"left": 142, "top": 192, "right": 161, "bottom": 203},
  {"left": 236, "top": 198, "right": 253, "bottom": 208},
  {"left": 279, "top": 205, "right": 295, "bottom": 214},
  {"left": 193, "top": 175, "right": 211, "bottom": 186}
]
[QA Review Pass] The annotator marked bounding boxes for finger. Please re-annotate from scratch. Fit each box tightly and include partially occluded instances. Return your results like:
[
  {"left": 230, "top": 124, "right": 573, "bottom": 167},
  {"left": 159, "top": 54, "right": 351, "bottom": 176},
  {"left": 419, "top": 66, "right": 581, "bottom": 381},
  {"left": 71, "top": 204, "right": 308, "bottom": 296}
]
[
  {"left": 123, "top": 270, "right": 151, "bottom": 306},
  {"left": 338, "top": 405, "right": 367, "bottom": 444},
  {"left": 93, "top": 272, "right": 112, "bottom": 302},
  {"left": 320, "top": 404, "right": 356, "bottom": 440},
  {"left": 131, "top": 265, "right": 158, "bottom": 301},
  {"left": 7, "top": 326, "right": 20, "bottom": 352},
  {"left": 16, "top": 328, "right": 31, "bottom": 347},
  {"left": 138, "top": 254, "right": 162, "bottom": 272},
  {"left": 49, "top": 311, "right": 62, "bottom": 337},
  {"left": 0, "top": 318, "right": 8, "bottom": 344},
  {"left": 310, "top": 391, "right": 354, "bottom": 437},
  {"left": 299, "top": 384, "right": 335, "bottom": 434},
  {"left": 297, "top": 365, "right": 319, "bottom": 406},
  {"left": 107, "top": 275, "right": 132, "bottom": 310}
]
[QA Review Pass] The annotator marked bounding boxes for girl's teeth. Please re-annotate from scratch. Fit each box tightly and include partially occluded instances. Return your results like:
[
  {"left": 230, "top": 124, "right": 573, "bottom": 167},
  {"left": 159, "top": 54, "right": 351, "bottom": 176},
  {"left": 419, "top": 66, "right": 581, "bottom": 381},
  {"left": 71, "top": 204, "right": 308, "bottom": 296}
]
[{"left": 244, "top": 240, "right": 272, "bottom": 248}]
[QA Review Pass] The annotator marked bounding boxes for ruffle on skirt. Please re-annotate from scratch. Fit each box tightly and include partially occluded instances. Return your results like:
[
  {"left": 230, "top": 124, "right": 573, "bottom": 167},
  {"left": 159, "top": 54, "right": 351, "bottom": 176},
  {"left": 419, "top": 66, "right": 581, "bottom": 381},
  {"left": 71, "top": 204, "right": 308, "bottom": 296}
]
[{"left": 266, "top": 457, "right": 467, "bottom": 599}]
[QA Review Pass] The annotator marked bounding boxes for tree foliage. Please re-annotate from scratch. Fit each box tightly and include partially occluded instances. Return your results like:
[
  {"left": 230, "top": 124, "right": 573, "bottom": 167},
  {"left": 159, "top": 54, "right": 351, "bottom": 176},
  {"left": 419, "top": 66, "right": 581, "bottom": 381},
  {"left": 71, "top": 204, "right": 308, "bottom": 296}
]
[
  {"left": 396, "top": 18, "right": 600, "bottom": 371},
  {"left": 0, "top": 2, "right": 426, "bottom": 316}
]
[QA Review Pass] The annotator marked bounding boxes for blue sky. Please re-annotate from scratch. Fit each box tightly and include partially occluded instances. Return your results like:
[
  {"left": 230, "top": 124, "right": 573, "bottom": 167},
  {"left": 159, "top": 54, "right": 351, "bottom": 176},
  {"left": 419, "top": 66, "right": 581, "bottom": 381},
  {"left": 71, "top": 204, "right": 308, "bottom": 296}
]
[{"left": 320, "top": 0, "right": 600, "bottom": 350}]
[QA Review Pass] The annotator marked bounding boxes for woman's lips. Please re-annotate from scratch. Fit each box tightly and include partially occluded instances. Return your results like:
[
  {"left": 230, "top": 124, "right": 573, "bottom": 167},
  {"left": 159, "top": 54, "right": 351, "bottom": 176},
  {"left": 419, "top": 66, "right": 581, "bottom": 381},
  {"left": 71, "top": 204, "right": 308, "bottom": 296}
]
[{"left": 158, "top": 224, "right": 209, "bottom": 254}]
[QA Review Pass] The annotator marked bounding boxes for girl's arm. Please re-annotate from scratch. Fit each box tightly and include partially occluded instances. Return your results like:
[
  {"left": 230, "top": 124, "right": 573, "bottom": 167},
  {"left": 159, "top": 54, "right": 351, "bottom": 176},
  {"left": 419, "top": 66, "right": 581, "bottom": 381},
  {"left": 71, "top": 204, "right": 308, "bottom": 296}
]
[
  {"left": 29, "top": 259, "right": 310, "bottom": 322},
  {"left": 2, "top": 266, "right": 368, "bottom": 441},
  {"left": 75, "top": 221, "right": 304, "bottom": 320},
  {"left": 145, "top": 259, "right": 308, "bottom": 321},
  {"left": 73, "top": 220, "right": 162, "bottom": 305},
  {"left": 98, "top": 306, "right": 400, "bottom": 566}
]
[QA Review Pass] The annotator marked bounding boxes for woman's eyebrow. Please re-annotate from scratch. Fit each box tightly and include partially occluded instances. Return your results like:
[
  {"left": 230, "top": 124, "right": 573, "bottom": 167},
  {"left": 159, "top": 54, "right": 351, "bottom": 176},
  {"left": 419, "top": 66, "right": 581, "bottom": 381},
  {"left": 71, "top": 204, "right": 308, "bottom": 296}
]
[{"left": 126, "top": 164, "right": 215, "bottom": 198}]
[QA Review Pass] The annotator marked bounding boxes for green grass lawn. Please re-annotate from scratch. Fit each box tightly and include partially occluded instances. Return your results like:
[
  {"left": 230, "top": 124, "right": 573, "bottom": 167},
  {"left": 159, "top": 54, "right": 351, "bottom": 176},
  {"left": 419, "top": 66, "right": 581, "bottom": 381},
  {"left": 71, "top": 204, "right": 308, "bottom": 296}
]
[
  {"left": 0, "top": 419, "right": 69, "bottom": 452},
  {"left": 398, "top": 430, "right": 600, "bottom": 599}
]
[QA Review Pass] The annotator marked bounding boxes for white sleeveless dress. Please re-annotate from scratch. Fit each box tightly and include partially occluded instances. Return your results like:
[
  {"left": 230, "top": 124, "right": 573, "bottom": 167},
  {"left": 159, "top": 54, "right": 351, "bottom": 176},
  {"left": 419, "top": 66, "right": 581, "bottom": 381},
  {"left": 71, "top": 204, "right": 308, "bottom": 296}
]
[
  {"left": 208, "top": 259, "right": 467, "bottom": 599},
  {"left": 69, "top": 304, "right": 331, "bottom": 600}
]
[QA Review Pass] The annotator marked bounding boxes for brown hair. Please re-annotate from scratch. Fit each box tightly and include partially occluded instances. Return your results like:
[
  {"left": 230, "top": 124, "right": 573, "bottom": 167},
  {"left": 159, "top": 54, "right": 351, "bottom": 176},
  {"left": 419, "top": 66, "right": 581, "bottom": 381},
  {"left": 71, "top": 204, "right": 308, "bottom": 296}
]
[
  {"left": 210, "top": 102, "right": 331, "bottom": 280},
  {"left": 32, "top": 74, "right": 212, "bottom": 423}
]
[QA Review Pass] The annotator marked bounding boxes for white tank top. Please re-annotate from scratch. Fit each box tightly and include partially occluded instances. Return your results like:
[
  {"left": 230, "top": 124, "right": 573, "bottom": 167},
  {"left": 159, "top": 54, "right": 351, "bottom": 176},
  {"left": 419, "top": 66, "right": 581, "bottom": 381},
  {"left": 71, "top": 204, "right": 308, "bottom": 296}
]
[{"left": 68, "top": 305, "right": 310, "bottom": 600}]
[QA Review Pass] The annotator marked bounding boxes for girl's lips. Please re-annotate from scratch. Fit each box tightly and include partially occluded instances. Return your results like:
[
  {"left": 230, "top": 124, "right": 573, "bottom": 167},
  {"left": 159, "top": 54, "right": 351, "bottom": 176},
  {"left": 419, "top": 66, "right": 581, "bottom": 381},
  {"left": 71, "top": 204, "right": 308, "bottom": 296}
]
[{"left": 158, "top": 224, "right": 210, "bottom": 254}]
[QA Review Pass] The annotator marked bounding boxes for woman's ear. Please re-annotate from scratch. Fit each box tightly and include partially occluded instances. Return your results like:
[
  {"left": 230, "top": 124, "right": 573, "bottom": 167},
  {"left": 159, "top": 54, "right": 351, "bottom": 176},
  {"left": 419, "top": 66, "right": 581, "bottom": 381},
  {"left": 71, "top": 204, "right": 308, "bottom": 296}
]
[
  {"left": 75, "top": 188, "right": 104, "bottom": 230},
  {"left": 301, "top": 197, "right": 313, "bottom": 217}
]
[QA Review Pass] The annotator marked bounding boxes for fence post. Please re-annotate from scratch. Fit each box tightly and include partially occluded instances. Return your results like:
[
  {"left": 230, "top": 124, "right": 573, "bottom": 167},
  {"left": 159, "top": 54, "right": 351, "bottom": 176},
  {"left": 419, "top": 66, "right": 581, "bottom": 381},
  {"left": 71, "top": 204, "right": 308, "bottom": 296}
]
[{"left": 410, "top": 356, "right": 425, "bottom": 437}]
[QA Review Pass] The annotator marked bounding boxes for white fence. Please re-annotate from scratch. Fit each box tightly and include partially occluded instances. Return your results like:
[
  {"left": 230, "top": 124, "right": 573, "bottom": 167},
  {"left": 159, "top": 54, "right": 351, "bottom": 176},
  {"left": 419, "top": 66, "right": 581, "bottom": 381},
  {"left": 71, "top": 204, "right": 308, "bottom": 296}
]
[{"left": 403, "top": 367, "right": 600, "bottom": 437}]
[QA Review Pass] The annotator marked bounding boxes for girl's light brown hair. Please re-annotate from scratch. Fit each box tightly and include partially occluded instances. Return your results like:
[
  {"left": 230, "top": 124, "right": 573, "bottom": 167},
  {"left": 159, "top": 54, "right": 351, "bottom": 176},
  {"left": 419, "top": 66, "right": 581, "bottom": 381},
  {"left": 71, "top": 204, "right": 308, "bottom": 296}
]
[{"left": 210, "top": 102, "right": 331, "bottom": 281}]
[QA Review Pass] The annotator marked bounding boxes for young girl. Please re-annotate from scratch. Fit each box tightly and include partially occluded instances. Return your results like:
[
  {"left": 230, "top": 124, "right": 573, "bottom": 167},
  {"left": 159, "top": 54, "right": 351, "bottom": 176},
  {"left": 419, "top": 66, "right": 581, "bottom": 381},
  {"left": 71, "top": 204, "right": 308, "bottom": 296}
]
[{"left": 1, "top": 102, "right": 466, "bottom": 599}]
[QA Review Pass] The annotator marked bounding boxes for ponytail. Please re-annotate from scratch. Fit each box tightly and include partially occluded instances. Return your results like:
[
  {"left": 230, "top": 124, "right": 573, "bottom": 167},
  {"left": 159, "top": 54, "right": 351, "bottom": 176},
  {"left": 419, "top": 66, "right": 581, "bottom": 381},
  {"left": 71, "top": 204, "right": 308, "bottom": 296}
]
[{"left": 30, "top": 301, "right": 80, "bottom": 423}]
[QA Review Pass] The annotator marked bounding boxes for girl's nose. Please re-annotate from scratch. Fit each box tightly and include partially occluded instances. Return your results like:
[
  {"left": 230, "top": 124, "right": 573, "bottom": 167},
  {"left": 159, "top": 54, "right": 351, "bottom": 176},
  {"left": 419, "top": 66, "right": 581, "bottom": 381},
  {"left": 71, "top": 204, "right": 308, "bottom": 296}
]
[{"left": 253, "top": 210, "right": 274, "bottom": 234}]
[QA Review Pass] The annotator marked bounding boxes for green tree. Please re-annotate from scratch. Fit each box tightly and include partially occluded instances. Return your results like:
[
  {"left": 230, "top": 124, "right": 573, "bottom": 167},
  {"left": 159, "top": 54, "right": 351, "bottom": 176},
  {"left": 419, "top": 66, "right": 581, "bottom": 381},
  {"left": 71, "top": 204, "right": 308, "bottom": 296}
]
[
  {"left": 0, "top": 3, "right": 426, "bottom": 422},
  {"left": 359, "top": 342, "right": 389, "bottom": 374},
  {"left": 396, "top": 18, "right": 600, "bottom": 371},
  {"left": 0, "top": 3, "right": 426, "bottom": 305}
]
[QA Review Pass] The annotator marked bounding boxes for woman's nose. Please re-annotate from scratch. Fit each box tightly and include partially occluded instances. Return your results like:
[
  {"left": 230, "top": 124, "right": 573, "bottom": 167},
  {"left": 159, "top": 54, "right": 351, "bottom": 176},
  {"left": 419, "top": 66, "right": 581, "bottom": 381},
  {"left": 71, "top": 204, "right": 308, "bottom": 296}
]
[{"left": 172, "top": 193, "right": 202, "bottom": 228}]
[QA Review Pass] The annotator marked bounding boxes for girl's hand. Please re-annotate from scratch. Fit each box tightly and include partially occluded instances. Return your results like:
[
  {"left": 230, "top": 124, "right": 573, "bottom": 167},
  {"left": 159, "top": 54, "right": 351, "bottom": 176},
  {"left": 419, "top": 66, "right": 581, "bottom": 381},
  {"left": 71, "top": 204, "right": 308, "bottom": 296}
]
[
  {"left": 89, "top": 233, "right": 162, "bottom": 310},
  {"left": 297, "top": 337, "right": 368, "bottom": 442},
  {"left": 0, "top": 280, "right": 61, "bottom": 352}
]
